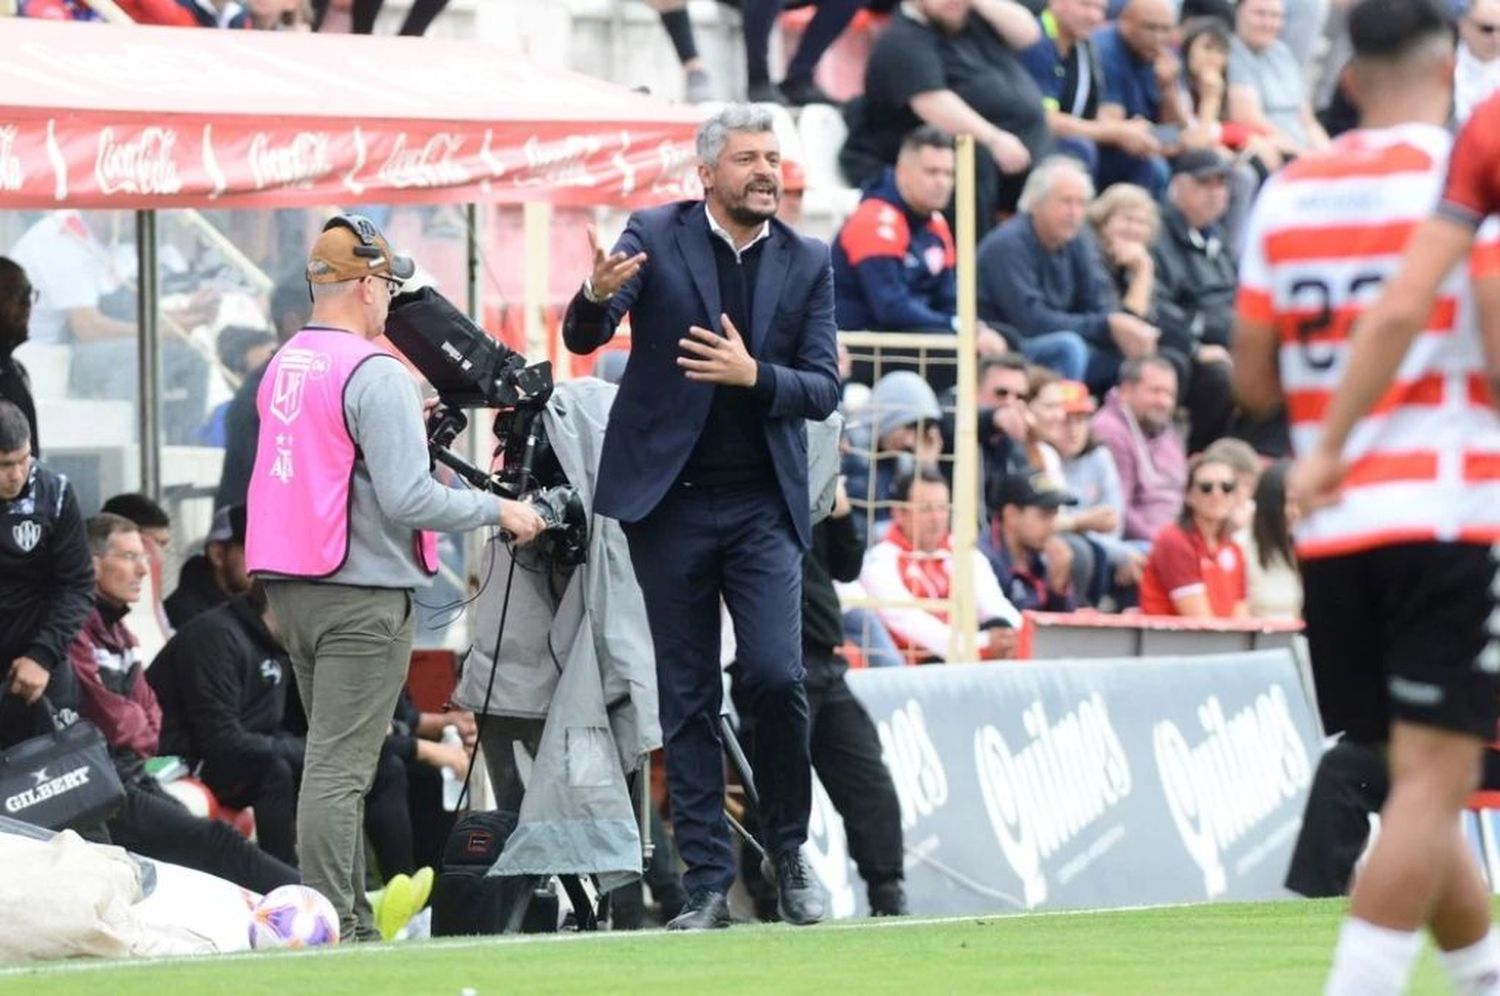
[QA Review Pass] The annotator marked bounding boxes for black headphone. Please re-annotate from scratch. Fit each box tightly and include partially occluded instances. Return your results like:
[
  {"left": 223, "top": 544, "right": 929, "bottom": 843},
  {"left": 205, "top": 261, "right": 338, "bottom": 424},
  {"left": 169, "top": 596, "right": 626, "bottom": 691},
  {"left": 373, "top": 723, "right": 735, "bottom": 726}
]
[{"left": 322, "top": 213, "right": 387, "bottom": 260}]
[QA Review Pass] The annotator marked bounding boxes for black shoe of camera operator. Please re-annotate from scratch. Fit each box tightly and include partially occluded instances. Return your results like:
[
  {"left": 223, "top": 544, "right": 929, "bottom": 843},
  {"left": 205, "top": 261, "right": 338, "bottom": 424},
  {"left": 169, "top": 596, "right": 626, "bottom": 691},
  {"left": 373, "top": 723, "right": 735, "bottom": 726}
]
[
  {"left": 868, "top": 879, "right": 908, "bottom": 917},
  {"left": 761, "top": 850, "right": 825, "bottom": 926},
  {"left": 666, "top": 889, "right": 732, "bottom": 931}
]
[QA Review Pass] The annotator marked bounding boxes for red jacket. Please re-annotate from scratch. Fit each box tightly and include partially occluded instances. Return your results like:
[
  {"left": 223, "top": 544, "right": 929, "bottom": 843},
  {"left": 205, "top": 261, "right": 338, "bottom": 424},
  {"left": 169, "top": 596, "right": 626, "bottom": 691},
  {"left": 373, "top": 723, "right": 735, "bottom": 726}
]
[{"left": 68, "top": 599, "right": 161, "bottom": 763}]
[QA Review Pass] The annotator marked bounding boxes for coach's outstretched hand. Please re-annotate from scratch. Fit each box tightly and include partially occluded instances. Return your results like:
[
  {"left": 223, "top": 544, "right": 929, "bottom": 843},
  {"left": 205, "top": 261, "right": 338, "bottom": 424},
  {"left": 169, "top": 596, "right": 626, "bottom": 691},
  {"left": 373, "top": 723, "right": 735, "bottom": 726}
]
[{"left": 586, "top": 225, "right": 647, "bottom": 301}]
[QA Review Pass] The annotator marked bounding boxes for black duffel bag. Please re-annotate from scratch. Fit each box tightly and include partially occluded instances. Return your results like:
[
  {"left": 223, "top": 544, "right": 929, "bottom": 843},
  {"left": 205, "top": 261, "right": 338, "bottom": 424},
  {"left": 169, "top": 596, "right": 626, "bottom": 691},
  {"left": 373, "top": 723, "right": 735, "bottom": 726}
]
[
  {"left": 0, "top": 699, "right": 125, "bottom": 832},
  {"left": 432, "top": 809, "right": 552, "bottom": 936}
]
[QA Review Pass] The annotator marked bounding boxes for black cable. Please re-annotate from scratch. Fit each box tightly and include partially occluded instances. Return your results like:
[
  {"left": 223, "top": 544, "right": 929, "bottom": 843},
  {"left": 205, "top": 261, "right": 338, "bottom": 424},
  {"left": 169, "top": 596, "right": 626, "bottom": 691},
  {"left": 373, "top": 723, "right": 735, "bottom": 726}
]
[{"left": 456, "top": 540, "right": 519, "bottom": 812}]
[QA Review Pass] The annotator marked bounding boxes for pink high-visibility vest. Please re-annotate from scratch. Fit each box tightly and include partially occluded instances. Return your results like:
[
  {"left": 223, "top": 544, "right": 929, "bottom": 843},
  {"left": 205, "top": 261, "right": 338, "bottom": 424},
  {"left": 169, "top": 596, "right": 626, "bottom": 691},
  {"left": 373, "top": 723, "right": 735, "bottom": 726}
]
[{"left": 245, "top": 327, "right": 438, "bottom": 579}]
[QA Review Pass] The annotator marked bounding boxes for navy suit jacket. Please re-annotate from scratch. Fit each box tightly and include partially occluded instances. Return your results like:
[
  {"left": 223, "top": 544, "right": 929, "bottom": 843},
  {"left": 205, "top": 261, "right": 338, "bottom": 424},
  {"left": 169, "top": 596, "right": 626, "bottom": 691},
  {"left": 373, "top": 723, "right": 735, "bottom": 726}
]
[{"left": 562, "top": 201, "right": 840, "bottom": 548}]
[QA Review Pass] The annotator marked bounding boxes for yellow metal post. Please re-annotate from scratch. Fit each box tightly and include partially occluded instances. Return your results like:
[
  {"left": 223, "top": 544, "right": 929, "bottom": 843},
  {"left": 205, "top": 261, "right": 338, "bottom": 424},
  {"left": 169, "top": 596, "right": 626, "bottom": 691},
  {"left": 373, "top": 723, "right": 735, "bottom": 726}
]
[
  {"left": 949, "top": 134, "right": 980, "bottom": 663},
  {"left": 523, "top": 201, "right": 552, "bottom": 363}
]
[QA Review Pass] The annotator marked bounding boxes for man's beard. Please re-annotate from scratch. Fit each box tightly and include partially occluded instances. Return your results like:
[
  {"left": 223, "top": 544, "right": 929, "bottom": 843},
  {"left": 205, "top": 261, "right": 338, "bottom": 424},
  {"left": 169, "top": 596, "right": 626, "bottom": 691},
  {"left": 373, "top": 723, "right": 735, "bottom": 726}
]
[{"left": 725, "top": 198, "right": 776, "bottom": 227}]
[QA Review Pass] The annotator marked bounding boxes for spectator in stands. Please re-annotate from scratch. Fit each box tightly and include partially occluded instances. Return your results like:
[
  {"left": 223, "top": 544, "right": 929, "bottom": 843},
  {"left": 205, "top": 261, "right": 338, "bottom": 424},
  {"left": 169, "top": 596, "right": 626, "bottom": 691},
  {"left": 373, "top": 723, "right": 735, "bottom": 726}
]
[
  {"left": 839, "top": 0, "right": 1049, "bottom": 232},
  {"left": 1244, "top": 460, "right": 1301, "bottom": 621},
  {"left": 1152, "top": 148, "right": 1237, "bottom": 453},
  {"left": 976, "top": 156, "right": 1154, "bottom": 389},
  {"left": 982, "top": 471, "right": 1078, "bottom": 612},
  {"left": 1138, "top": 453, "right": 1248, "bottom": 617},
  {"left": 844, "top": 370, "right": 945, "bottom": 527},
  {"left": 648, "top": 0, "right": 714, "bottom": 103},
  {"left": 1457, "top": 0, "right": 1500, "bottom": 123},
  {"left": 0, "top": 400, "right": 92, "bottom": 749},
  {"left": 1050, "top": 380, "right": 1140, "bottom": 601},
  {"left": 16, "top": 0, "right": 91, "bottom": 17},
  {"left": 1021, "top": 364, "right": 1066, "bottom": 480},
  {"left": 164, "top": 504, "right": 251, "bottom": 629},
  {"left": 742, "top": 0, "right": 862, "bottom": 105},
  {"left": 215, "top": 276, "right": 310, "bottom": 511},
  {"left": 7, "top": 211, "right": 210, "bottom": 445},
  {"left": 976, "top": 355, "right": 1034, "bottom": 497},
  {"left": 1227, "top": 0, "right": 1331, "bottom": 160},
  {"left": 1091, "top": 0, "right": 1178, "bottom": 193},
  {"left": 1202, "top": 435, "right": 1259, "bottom": 537},
  {"left": 1021, "top": 0, "right": 1163, "bottom": 189},
  {"left": 1092, "top": 354, "right": 1185, "bottom": 544},
  {"left": 0, "top": 259, "right": 39, "bottom": 459},
  {"left": 1086, "top": 183, "right": 1160, "bottom": 361},
  {"left": 148, "top": 582, "right": 302, "bottom": 867},
  {"left": 834, "top": 128, "right": 963, "bottom": 339},
  {"left": 860, "top": 466, "right": 1022, "bottom": 661},
  {"left": 310, "top": 0, "right": 447, "bottom": 34},
  {"left": 1178, "top": 18, "right": 1280, "bottom": 169},
  {"left": 246, "top": 0, "right": 310, "bottom": 29},
  {"left": 777, "top": 160, "right": 808, "bottom": 227},
  {"left": 70, "top": 513, "right": 300, "bottom": 892}
]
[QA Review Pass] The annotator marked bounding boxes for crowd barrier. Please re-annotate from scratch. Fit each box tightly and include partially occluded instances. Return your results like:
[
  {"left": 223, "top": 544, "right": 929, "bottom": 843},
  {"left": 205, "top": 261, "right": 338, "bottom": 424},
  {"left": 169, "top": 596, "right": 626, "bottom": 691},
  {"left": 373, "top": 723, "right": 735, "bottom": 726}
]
[{"left": 808, "top": 650, "right": 1323, "bottom": 918}]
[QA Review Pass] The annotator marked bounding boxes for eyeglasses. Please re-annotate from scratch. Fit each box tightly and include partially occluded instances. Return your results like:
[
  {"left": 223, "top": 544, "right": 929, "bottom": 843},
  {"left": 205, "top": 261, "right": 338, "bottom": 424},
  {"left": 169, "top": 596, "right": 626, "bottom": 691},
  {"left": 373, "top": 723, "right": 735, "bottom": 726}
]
[
  {"left": 1194, "top": 480, "right": 1237, "bottom": 495},
  {"left": 371, "top": 274, "right": 402, "bottom": 295},
  {"left": 19, "top": 287, "right": 38, "bottom": 305}
]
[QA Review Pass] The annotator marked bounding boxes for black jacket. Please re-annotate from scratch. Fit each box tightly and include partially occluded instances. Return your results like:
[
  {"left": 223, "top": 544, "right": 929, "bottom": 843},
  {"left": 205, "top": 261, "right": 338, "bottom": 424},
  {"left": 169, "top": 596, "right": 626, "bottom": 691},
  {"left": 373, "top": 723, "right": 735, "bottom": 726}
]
[
  {"left": 1151, "top": 204, "right": 1238, "bottom": 357},
  {"left": 0, "top": 463, "right": 93, "bottom": 673},
  {"left": 803, "top": 512, "right": 865, "bottom": 686},
  {"left": 147, "top": 596, "right": 303, "bottom": 769},
  {"left": 163, "top": 553, "right": 230, "bottom": 631},
  {"left": 0, "top": 350, "right": 38, "bottom": 458},
  {"left": 213, "top": 359, "right": 266, "bottom": 511}
]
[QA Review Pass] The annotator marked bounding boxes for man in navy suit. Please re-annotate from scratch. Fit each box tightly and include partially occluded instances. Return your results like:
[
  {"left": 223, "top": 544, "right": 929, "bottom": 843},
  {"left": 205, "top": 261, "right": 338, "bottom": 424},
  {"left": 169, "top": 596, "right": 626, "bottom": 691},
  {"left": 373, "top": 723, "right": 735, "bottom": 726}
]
[{"left": 563, "top": 104, "right": 838, "bottom": 930}]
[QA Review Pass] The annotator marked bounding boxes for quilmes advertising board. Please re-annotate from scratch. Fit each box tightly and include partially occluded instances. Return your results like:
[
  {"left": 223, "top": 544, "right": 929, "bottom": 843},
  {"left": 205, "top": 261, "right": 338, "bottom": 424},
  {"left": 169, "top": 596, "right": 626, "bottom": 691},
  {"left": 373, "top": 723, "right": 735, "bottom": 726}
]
[{"left": 804, "top": 651, "right": 1321, "bottom": 918}]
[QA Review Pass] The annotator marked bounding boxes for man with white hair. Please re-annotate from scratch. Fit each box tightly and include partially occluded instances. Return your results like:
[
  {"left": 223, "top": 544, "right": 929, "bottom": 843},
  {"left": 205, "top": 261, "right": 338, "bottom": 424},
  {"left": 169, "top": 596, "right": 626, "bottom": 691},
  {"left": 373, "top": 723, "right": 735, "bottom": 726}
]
[
  {"left": 562, "top": 104, "right": 839, "bottom": 930},
  {"left": 1456, "top": 0, "right": 1500, "bottom": 122},
  {"left": 976, "top": 155, "right": 1158, "bottom": 390}
]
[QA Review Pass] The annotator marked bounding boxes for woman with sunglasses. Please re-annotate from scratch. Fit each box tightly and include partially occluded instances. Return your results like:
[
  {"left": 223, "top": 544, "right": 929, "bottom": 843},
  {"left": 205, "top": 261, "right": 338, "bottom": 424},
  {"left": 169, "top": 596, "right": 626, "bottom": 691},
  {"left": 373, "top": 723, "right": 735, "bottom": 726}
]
[{"left": 1138, "top": 453, "right": 1248, "bottom": 618}]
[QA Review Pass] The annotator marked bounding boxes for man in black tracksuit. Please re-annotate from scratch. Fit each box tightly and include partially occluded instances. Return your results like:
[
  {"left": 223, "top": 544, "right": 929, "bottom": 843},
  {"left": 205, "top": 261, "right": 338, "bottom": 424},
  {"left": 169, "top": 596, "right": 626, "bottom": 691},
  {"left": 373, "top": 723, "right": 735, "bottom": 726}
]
[
  {"left": 736, "top": 479, "right": 907, "bottom": 916},
  {"left": 147, "top": 583, "right": 303, "bottom": 866},
  {"left": 0, "top": 400, "right": 92, "bottom": 747}
]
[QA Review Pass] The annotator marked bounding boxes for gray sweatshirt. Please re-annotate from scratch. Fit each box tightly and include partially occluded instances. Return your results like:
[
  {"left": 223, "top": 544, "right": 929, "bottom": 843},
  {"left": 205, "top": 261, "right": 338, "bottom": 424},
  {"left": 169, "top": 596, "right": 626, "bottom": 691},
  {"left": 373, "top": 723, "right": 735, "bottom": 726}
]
[{"left": 332, "top": 355, "right": 500, "bottom": 589}]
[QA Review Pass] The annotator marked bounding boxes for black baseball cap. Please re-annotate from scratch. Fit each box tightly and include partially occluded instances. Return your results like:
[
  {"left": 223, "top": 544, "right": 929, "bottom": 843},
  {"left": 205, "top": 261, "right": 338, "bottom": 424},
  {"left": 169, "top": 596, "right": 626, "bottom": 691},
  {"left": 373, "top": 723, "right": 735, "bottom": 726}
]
[
  {"left": 995, "top": 472, "right": 1079, "bottom": 510},
  {"left": 1172, "top": 148, "right": 1232, "bottom": 180}
]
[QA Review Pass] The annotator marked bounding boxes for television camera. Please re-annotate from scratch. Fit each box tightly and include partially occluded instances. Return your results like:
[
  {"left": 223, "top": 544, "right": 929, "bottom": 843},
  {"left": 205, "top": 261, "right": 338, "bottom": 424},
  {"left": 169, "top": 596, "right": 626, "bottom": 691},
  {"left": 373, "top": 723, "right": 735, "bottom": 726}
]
[{"left": 384, "top": 287, "right": 587, "bottom": 566}]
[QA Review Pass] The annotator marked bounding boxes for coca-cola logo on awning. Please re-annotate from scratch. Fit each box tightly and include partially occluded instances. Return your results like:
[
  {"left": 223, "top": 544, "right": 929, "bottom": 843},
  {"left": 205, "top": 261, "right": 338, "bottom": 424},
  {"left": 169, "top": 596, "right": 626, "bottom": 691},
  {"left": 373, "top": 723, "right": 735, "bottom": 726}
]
[
  {"left": 250, "top": 131, "right": 333, "bottom": 191},
  {"left": 0, "top": 126, "right": 23, "bottom": 193},
  {"left": 517, "top": 134, "right": 601, "bottom": 188},
  {"left": 376, "top": 133, "right": 469, "bottom": 189},
  {"left": 94, "top": 126, "right": 182, "bottom": 196}
]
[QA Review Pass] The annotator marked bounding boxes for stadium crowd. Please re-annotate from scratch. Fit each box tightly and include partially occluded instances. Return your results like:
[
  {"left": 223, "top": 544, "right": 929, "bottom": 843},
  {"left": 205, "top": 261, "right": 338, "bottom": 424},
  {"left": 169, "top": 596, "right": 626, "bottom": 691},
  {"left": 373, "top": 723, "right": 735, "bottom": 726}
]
[{"left": 1, "top": 0, "right": 1496, "bottom": 947}]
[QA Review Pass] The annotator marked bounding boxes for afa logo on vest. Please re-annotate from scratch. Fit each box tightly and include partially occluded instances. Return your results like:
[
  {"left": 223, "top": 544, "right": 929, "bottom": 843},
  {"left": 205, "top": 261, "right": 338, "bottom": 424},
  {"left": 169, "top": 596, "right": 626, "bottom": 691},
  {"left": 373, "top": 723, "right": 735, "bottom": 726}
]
[{"left": 269, "top": 347, "right": 331, "bottom": 426}]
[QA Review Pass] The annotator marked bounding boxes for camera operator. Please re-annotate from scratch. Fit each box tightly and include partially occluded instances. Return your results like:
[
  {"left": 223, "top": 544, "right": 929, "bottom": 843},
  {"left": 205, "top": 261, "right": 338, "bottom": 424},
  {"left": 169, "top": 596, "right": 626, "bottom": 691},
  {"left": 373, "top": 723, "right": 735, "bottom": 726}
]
[
  {"left": 246, "top": 215, "right": 544, "bottom": 943},
  {"left": 563, "top": 104, "right": 839, "bottom": 930}
]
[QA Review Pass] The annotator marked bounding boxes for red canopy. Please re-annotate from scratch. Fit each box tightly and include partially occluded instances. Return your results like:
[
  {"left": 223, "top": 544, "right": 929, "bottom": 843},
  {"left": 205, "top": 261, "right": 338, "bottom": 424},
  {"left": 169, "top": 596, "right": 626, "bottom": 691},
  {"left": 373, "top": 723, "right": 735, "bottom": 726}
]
[{"left": 0, "top": 19, "right": 703, "bottom": 210}]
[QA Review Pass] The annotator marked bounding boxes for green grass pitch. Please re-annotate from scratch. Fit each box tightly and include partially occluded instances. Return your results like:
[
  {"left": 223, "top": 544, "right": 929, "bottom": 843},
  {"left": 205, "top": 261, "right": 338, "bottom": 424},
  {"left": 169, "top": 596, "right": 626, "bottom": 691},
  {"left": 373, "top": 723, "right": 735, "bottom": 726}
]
[{"left": 0, "top": 899, "right": 1471, "bottom": 995}]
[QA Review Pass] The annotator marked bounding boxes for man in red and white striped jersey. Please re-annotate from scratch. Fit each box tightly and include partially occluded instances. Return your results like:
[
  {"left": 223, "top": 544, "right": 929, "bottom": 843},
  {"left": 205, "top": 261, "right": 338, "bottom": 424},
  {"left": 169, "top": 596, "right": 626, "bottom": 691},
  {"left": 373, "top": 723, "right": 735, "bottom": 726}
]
[{"left": 1234, "top": 2, "right": 1500, "bottom": 993}]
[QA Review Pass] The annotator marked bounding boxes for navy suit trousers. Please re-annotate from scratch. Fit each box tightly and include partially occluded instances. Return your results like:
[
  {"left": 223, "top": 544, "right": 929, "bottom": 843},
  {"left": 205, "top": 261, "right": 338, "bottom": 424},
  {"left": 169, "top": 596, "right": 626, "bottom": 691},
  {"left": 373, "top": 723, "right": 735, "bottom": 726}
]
[{"left": 624, "top": 479, "right": 812, "bottom": 894}]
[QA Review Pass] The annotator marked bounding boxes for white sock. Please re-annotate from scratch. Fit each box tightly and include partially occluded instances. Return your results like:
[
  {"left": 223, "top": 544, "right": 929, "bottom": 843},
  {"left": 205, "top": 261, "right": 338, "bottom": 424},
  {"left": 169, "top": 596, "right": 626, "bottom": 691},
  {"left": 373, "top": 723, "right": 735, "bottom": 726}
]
[
  {"left": 1325, "top": 917, "right": 1423, "bottom": 996},
  {"left": 1440, "top": 930, "right": 1500, "bottom": 995}
]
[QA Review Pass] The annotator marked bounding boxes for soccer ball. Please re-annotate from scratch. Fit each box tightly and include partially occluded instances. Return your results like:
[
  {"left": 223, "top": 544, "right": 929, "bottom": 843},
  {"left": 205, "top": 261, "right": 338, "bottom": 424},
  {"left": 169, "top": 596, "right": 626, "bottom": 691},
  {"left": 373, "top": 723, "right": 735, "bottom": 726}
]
[{"left": 249, "top": 884, "right": 340, "bottom": 950}]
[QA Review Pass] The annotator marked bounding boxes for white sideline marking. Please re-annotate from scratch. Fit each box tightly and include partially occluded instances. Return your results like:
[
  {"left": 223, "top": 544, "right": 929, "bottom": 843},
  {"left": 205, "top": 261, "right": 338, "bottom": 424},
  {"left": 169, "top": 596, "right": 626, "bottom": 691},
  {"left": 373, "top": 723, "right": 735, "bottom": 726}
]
[{"left": 0, "top": 903, "right": 1210, "bottom": 979}]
